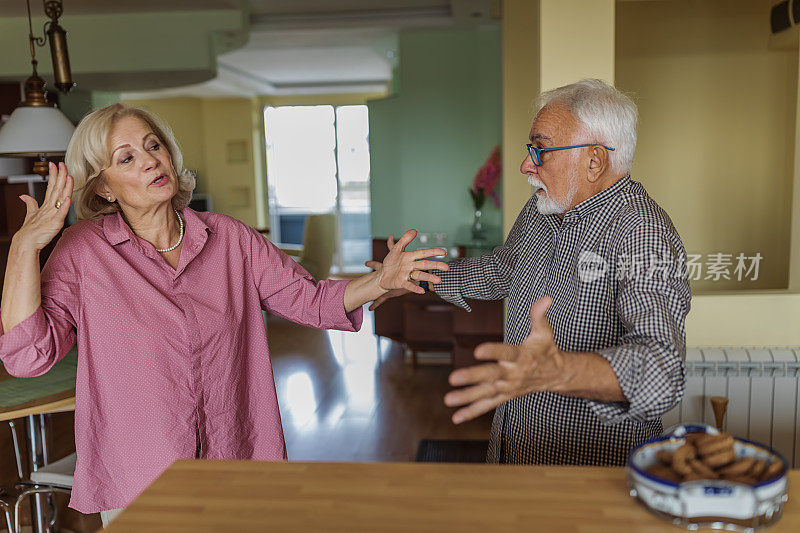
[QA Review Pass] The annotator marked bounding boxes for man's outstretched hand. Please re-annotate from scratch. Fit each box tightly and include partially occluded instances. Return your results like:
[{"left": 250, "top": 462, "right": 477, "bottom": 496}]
[{"left": 443, "top": 296, "right": 572, "bottom": 424}]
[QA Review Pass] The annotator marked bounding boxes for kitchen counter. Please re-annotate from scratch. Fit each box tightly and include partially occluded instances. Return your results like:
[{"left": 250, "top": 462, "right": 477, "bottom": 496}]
[{"left": 106, "top": 460, "right": 798, "bottom": 532}]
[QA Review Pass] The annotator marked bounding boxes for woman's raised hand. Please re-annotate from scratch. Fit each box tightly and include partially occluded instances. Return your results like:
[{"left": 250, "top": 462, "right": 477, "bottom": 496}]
[
  {"left": 375, "top": 229, "right": 449, "bottom": 294},
  {"left": 16, "top": 162, "right": 73, "bottom": 251}
]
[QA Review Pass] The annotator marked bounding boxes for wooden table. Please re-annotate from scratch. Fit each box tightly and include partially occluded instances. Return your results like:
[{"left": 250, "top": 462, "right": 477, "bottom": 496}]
[
  {"left": 0, "top": 392, "right": 75, "bottom": 423},
  {"left": 107, "top": 461, "right": 799, "bottom": 532}
]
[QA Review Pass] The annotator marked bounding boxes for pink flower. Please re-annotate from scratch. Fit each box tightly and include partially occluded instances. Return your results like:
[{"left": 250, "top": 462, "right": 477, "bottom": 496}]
[{"left": 471, "top": 146, "right": 502, "bottom": 208}]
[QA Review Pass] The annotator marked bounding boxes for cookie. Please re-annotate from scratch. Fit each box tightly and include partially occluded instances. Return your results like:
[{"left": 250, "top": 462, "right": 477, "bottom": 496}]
[
  {"left": 656, "top": 449, "right": 673, "bottom": 465},
  {"left": 701, "top": 447, "right": 736, "bottom": 468},
  {"left": 682, "top": 471, "right": 707, "bottom": 482},
  {"left": 646, "top": 464, "right": 681, "bottom": 483},
  {"left": 684, "top": 433, "right": 703, "bottom": 446},
  {"left": 719, "top": 457, "right": 755, "bottom": 477},
  {"left": 689, "top": 458, "right": 717, "bottom": 478},
  {"left": 671, "top": 444, "right": 697, "bottom": 475},
  {"left": 748, "top": 458, "right": 767, "bottom": 478},
  {"left": 723, "top": 474, "right": 758, "bottom": 485},
  {"left": 696, "top": 433, "right": 734, "bottom": 456},
  {"left": 760, "top": 460, "right": 784, "bottom": 482}
]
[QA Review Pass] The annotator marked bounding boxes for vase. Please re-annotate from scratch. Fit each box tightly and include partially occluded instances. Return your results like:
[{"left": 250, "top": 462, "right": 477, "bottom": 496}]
[{"left": 471, "top": 208, "right": 486, "bottom": 241}]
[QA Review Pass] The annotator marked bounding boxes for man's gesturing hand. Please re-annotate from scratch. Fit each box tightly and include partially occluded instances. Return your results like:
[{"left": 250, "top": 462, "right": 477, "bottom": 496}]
[{"left": 444, "top": 296, "right": 573, "bottom": 424}]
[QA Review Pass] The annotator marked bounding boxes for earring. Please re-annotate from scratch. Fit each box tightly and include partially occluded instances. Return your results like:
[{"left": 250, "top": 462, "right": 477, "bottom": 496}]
[{"left": 107, "top": 196, "right": 113, "bottom": 202}]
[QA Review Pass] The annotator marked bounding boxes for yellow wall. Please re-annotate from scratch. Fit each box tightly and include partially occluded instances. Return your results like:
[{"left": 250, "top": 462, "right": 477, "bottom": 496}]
[
  {"left": 688, "top": 292, "right": 800, "bottom": 346},
  {"left": 616, "top": 0, "right": 798, "bottom": 292},
  {"left": 502, "top": 0, "right": 541, "bottom": 236},
  {"left": 501, "top": 0, "right": 800, "bottom": 346},
  {"left": 504, "top": 0, "right": 797, "bottom": 292},
  {"left": 200, "top": 99, "right": 263, "bottom": 227},
  {"left": 123, "top": 97, "right": 265, "bottom": 228},
  {"left": 123, "top": 97, "right": 206, "bottom": 191},
  {"left": 790, "top": 45, "right": 800, "bottom": 290},
  {"left": 539, "top": 0, "right": 615, "bottom": 91}
]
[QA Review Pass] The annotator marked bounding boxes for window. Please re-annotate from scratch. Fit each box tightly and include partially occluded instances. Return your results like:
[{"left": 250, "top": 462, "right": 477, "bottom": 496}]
[{"left": 264, "top": 105, "right": 371, "bottom": 273}]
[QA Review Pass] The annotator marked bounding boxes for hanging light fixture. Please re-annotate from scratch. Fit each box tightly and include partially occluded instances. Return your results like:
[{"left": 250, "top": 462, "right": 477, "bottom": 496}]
[
  {"left": 0, "top": 0, "right": 75, "bottom": 177},
  {"left": 44, "top": 0, "right": 76, "bottom": 93}
]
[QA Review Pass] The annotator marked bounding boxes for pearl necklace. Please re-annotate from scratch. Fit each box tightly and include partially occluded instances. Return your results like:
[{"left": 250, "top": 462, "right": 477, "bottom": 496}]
[{"left": 155, "top": 209, "right": 184, "bottom": 253}]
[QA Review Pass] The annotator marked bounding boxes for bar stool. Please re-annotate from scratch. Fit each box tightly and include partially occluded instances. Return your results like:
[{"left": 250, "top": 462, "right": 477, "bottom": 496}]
[
  {"left": 0, "top": 496, "right": 12, "bottom": 533},
  {"left": 7, "top": 420, "right": 75, "bottom": 533},
  {"left": 13, "top": 453, "right": 74, "bottom": 533}
]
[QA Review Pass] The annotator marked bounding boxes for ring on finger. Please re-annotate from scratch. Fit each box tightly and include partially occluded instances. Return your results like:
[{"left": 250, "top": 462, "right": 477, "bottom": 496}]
[
  {"left": 55, "top": 200, "right": 62, "bottom": 209},
  {"left": 408, "top": 270, "right": 415, "bottom": 282}
]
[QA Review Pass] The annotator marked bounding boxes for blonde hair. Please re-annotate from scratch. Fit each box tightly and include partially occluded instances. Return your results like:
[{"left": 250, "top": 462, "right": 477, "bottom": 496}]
[{"left": 65, "top": 103, "right": 195, "bottom": 220}]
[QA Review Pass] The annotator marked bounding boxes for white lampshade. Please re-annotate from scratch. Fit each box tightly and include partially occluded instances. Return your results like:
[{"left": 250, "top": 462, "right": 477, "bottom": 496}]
[
  {"left": 0, "top": 157, "right": 27, "bottom": 176},
  {"left": 0, "top": 106, "right": 75, "bottom": 157}
]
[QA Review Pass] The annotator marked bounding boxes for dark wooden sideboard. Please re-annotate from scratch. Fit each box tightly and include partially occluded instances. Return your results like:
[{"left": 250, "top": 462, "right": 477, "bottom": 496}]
[{"left": 371, "top": 239, "right": 504, "bottom": 368}]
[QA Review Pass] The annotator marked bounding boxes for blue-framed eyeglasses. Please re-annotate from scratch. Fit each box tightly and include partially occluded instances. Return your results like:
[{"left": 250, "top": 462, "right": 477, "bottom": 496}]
[{"left": 526, "top": 143, "right": 615, "bottom": 166}]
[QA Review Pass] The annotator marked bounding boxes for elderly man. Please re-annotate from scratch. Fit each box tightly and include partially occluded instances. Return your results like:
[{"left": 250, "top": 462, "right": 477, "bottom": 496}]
[{"left": 374, "top": 78, "right": 690, "bottom": 465}]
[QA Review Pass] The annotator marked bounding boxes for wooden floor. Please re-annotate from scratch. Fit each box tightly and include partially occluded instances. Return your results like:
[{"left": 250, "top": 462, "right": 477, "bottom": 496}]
[{"left": 268, "top": 311, "right": 493, "bottom": 463}]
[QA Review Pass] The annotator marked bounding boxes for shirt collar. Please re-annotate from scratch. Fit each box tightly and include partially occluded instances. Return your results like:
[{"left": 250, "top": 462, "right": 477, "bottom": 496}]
[
  {"left": 180, "top": 207, "right": 214, "bottom": 248},
  {"left": 102, "top": 211, "right": 134, "bottom": 246},
  {"left": 102, "top": 207, "right": 213, "bottom": 251},
  {"left": 562, "top": 175, "right": 630, "bottom": 224}
]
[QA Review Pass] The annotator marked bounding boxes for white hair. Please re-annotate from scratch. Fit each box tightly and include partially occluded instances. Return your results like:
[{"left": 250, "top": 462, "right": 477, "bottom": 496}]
[{"left": 535, "top": 79, "right": 638, "bottom": 174}]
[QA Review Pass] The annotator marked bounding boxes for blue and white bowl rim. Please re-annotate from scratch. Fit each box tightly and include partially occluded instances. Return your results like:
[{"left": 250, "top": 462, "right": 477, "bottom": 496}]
[{"left": 627, "top": 424, "right": 790, "bottom": 489}]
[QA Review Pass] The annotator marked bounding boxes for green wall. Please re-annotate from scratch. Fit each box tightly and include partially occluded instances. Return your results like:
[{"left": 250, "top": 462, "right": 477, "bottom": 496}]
[
  {"left": 59, "top": 89, "right": 120, "bottom": 124},
  {"left": 369, "top": 26, "right": 502, "bottom": 247}
]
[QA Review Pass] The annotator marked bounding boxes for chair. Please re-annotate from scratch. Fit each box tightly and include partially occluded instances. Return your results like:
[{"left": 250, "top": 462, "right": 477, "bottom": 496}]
[
  {"left": 0, "top": 488, "right": 12, "bottom": 533},
  {"left": 0, "top": 422, "right": 24, "bottom": 532},
  {"left": 280, "top": 213, "right": 336, "bottom": 281},
  {"left": 7, "top": 419, "right": 74, "bottom": 533}
]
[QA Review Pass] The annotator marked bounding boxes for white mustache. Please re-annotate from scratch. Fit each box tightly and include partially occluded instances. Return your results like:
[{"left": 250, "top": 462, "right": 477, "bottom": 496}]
[{"left": 527, "top": 175, "right": 547, "bottom": 193}]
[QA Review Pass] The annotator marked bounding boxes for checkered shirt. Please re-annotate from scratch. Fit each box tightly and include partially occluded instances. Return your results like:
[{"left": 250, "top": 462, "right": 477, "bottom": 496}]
[{"left": 436, "top": 176, "right": 691, "bottom": 465}]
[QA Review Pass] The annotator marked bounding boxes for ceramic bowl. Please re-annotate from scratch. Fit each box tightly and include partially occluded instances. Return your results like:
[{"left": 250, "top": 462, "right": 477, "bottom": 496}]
[{"left": 626, "top": 424, "right": 789, "bottom": 531}]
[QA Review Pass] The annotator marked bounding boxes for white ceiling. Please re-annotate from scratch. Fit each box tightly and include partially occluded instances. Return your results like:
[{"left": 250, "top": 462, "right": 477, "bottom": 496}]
[
  {"left": 4, "top": 0, "right": 498, "bottom": 98},
  {"left": 123, "top": 27, "right": 399, "bottom": 99},
  {"left": 122, "top": 25, "right": 402, "bottom": 99},
  {"left": 123, "top": 1, "right": 494, "bottom": 99}
]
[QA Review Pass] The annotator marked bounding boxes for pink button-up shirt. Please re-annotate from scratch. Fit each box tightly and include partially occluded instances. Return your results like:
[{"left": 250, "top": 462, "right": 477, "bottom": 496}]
[{"left": 0, "top": 208, "right": 362, "bottom": 513}]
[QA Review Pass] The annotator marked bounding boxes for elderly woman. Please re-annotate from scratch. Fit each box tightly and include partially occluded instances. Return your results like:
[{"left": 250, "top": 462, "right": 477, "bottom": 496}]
[{"left": 0, "top": 103, "right": 447, "bottom": 526}]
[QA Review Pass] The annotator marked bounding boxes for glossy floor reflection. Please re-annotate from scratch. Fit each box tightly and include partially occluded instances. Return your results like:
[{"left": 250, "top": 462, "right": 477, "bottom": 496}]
[{"left": 268, "top": 311, "right": 493, "bottom": 462}]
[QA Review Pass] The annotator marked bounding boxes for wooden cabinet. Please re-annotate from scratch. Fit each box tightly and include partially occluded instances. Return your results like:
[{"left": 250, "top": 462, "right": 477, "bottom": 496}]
[
  {"left": 402, "top": 293, "right": 455, "bottom": 358},
  {"left": 372, "top": 239, "right": 504, "bottom": 368}
]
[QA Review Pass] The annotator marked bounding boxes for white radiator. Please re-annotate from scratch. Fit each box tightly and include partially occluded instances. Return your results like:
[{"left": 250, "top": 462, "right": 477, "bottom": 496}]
[{"left": 661, "top": 347, "right": 800, "bottom": 468}]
